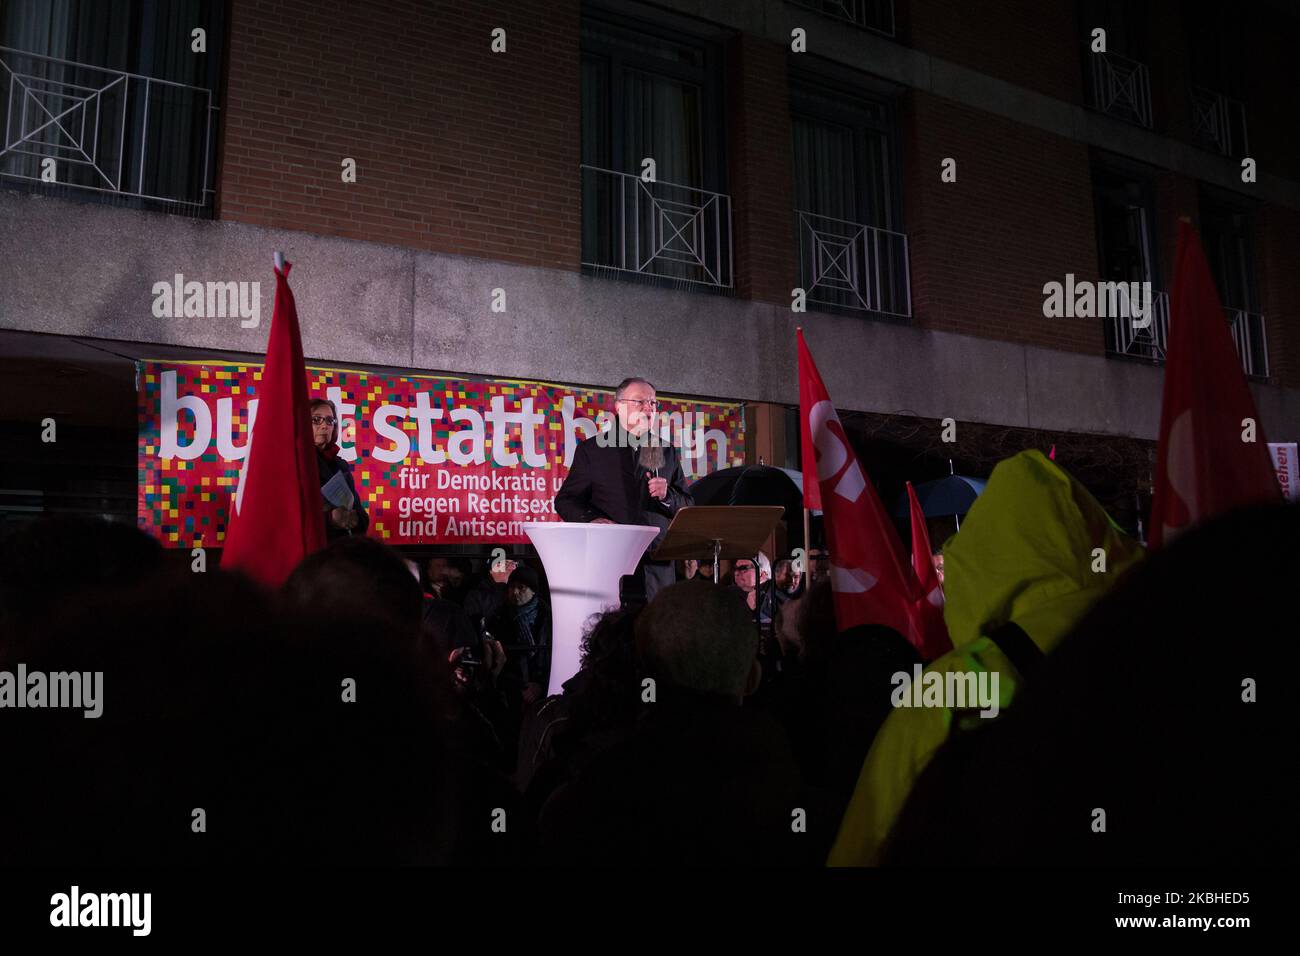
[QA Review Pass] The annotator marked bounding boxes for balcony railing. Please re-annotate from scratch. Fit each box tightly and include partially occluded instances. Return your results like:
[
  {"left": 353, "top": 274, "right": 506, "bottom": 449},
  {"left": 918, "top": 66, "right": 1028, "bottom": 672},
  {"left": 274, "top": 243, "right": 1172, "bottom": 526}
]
[
  {"left": 0, "top": 45, "right": 216, "bottom": 209},
  {"left": 1107, "top": 289, "right": 1170, "bottom": 363},
  {"left": 1192, "top": 87, "right": 1248, "bottom": 158},
  {"left": 1228, "top": 307, "right": 1269, "bottom": 378},
  {"left": 795, "top": 210, "right": 911, "bottom": 318},
  {"left": 581, "top": 164, "right": 733, "bottom": 292},
  {"left": 788, "top": 0, "right": 896, "bottom": 38},
  {"left": 1106, "top": 292, "right": 1270, "bottom": 378},
  {"left": 1088, "top": 50, "right": 1153, "bottom": 129}
]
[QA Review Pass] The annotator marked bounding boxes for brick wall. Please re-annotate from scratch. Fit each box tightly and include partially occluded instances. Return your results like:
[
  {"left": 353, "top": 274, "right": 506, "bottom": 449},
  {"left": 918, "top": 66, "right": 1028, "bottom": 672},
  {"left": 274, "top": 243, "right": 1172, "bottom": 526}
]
[
  {"left": 213, "top": 0, "right": 1295, "bottom": 374},
  {"left": 218, "top": 0, "right": 580, "bottom": 268},
  {"left": 901, "top": 91, "right": 1103, "bottom": 353},
  {"left": 1258, "top": 205, "right": 1300, "bottom": 389},
  {"left": 726, "top": 33, "right": 796, "bottom": 305}
]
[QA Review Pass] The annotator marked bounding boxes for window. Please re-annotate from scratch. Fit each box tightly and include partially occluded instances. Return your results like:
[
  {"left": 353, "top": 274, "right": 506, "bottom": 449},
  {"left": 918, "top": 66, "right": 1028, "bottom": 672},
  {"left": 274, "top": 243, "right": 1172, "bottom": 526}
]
[
  {"left": 1184, "top": 0, "right": 1249, "bottom": 158},
  {"left": 788, "top": 0, "right": 896, "bottom": 38},
  {"left": 1093, "top": 160, "right": 1165, "bottom": 361},
  {"left": 0, "top": 0, "right": 223, "bottom": 216},
  {"left": 1200, "top": 191, "right": 1268, "bottom": 377},
  {"left": 580, "top": 10, "right": 731, "bottom": 290},
  {"left": 790, "top": 76, "right": 907, "bottom": 318},
  {"left": 1079, "top": 0, "right": 1153, "bottom": 128}
]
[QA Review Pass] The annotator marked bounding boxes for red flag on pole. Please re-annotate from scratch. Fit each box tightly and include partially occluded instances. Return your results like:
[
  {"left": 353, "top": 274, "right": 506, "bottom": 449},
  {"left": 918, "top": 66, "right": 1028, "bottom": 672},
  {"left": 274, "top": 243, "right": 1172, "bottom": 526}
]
[
  {"left": 797, "top": 329, "right": 926, "bottom": 651},
  {"left": 907, "top": 481, "right": 952, "bottom": 659},
  {"left": 222, "top": 259, "right": 327, "bottom": 586},
  {"left": 1150, "top": 221, "right": 1279, "bottom": 549}
]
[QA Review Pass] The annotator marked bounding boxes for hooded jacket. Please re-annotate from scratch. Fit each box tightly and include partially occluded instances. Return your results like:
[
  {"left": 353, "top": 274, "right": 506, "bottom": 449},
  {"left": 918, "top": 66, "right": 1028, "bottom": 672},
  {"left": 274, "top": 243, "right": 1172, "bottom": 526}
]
[{"left": 827, "top": 450, "right": 1143, "bottom": 865}]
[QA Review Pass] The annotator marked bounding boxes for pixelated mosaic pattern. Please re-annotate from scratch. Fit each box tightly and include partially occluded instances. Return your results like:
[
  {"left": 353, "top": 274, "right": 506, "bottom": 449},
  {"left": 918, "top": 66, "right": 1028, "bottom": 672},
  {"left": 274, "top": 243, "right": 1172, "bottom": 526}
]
[{"left": 138, "top": 361, "right": 746, "bottom": 548}]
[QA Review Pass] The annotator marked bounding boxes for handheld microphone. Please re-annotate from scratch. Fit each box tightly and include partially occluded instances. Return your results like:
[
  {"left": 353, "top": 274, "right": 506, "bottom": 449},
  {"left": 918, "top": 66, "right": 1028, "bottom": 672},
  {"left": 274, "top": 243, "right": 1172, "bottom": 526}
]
[{"left": 638, "top": 444, "right": 665, "bottom": 476}]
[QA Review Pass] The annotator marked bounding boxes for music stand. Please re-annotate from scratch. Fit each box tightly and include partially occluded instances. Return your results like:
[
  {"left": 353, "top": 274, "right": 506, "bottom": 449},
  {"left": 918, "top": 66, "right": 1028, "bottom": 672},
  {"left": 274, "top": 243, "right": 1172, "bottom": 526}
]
[{"left": 653, "top": 506, "right": 785, "bottom": 583}]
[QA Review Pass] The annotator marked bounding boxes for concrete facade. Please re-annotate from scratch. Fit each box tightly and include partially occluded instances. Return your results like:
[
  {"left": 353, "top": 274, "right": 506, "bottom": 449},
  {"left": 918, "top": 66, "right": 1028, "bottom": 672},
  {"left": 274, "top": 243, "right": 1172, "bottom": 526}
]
[{"left": 3, "top": 189, "right": 1298, "bottom": 442}]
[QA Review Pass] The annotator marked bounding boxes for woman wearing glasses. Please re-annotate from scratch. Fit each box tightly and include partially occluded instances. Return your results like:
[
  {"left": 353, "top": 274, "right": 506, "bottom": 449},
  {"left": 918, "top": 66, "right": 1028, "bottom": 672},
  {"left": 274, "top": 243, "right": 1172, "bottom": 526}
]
[{"left": 310, "top": 399, "right": 369, "bottom": 540}]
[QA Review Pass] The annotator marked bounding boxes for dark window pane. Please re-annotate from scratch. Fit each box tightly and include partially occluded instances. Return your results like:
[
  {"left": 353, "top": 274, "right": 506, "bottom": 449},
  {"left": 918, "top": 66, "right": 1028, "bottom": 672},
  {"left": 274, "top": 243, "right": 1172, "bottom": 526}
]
[
  {"left": 623, "top": 69, "right": 702, "bottom": 188},
  {"left": 0, "top": 0, "right": 222, "bottom": 216},
  {"left": 792, "top": 116, "right": 857, "bottom": 220}
]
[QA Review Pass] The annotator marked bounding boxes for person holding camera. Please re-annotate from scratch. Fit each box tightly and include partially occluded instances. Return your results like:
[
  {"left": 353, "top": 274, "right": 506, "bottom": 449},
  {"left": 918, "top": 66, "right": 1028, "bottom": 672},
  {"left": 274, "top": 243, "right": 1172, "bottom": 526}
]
[{"left": 485, "top": 565, "right": 552, "bottom": 709}]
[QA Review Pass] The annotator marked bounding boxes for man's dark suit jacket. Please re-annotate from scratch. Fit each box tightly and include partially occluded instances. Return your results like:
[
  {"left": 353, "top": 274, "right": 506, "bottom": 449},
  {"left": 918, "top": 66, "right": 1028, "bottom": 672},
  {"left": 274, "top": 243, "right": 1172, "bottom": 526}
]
[{"left": 554, "top": 425, "right": 693, "bottom": 551}]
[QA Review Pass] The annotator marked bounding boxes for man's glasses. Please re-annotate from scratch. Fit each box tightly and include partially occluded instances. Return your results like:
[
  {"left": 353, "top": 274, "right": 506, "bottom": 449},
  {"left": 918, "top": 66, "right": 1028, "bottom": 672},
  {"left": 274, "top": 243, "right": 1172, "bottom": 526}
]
[
  {"left": 734, "top": 564, "right": 755, "bottom": 573},
  {"left": 311, "top": 416, "right": 337, "bottom": 426},
  {"left": 618, "top": 398, "right": 659, "bottom": 410}
]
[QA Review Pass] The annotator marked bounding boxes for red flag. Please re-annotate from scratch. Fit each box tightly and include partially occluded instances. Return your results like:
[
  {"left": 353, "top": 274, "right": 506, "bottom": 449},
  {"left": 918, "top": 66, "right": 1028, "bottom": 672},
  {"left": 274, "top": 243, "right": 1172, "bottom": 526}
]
[
  {"left": 222, "top": 261, "right": 327, "bottom": 586},
  {"left": 798, "top": 330, "right": 822, "bottom": 514},
  {"left": 1150, "top": 221, "right": 1279, "bottom": 549},
  {"left": 907, "top": 481, "right": 952, "bottom": 659},
  {"left": 798, "top": 329, "right": 926, "bottom": 651}
]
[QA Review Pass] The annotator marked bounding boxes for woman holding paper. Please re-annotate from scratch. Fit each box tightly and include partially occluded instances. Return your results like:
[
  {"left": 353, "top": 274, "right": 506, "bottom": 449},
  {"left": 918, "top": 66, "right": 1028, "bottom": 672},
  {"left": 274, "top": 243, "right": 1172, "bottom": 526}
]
[{"left": 310, "top": 399, "right": 369, "bottom": 540}]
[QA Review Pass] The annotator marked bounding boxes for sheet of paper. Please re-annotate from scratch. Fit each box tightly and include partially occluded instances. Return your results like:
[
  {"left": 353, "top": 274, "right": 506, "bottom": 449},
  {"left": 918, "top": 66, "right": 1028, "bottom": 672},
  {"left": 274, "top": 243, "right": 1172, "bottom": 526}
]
[{"left": 321, "top": 471, "right": 355, "bottom": 510}]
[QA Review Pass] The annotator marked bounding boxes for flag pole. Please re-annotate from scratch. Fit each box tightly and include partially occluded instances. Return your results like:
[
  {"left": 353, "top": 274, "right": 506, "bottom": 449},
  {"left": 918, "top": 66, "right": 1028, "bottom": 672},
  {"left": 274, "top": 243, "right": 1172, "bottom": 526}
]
[
  {"left": 274, "top": 250, "right": 285, "bottom": 271},
  {"left": 802, "top": 505, "right": 811, "bottom": 582}
]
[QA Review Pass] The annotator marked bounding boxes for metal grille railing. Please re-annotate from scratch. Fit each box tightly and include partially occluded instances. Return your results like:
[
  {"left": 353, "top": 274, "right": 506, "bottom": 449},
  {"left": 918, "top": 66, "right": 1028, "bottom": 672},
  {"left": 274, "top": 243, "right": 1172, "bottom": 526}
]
[
  {"left": 788, "top": 0, "right": 896, "bottom": 38},
  {"left": 1228, "top": 307, "right": 1269, "bottom": 378},
  {"left": 1088, "top": 50, "right": 1153, "bottom": 129},
  {"left": 795, "top": 210, "right": 911, "bottom": 318},
  {"left": 0, "top": 45, "right": 216, "bottom": 209},
  {"left": 1107, "top": 289, "right": 1169, "bottom": 362},
  {"left": 1192, "top": 87, "right": 1248, "bottom": 158},
  {"left": 581, "top": 164, "right": 733, "bottom": 291},
  {"left": 1106, "top": 292, "right": 1270, "bottom": 378}
]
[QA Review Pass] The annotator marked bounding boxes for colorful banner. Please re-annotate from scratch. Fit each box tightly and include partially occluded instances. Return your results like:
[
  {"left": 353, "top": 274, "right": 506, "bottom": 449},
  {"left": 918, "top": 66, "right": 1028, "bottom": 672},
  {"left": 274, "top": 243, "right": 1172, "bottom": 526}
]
[
  {"left": 1268, "top": 443, "right": 1298, "bottom": 502},
  {"left": 137, "top": 361, "right": 745, "bottom": 547}
]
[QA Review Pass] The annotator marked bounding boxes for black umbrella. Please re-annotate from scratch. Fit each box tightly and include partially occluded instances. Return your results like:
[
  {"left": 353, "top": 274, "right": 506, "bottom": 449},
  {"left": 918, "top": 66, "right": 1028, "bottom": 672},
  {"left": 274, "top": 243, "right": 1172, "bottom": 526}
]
[{"left": 890, "top": 474, "right": 987, "bottom": 519}]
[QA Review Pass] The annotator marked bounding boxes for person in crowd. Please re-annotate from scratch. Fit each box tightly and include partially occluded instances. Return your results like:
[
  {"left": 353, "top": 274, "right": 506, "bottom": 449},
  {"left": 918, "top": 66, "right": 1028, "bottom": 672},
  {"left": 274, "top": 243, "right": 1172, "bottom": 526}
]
[
  {"left": 538, "top": 580, "right": 832, "bottom": 864},
  {"left": 677, "top": 557, "right": 701, "bottom": 581},
  {"left": 485, "top": 564, "right": 552, "bottom": 708},
  {"left": 729, "top": 553, "right": 775, "bottom": 625},
  {"left": 514, "top": 606, "right": 643, "bottom": 812},
  {"left": 748, "top": 576, "right": 920, "bottom": 815},
  {"left": 773, "top": 556, "right": 802, "bottom": 597},
  {"left": 554, "top": 376, "right": 693, "bottom": 604},
  {"left": 0, "top": 530, "right": 531, "bottom": 866},
  {"left": 0, "top": 515, "right": 163, "bottom": 657},
  {"left": 310, "top": 398, "right": 368, "bottom": 540},
  {"left": 426, "top": 556, "right": 473, "bottom": 605},
  {"left": 422, "top": 574, "right": 479, "bottom": 654},
  {"left": 804, "top": 546, "right": 830, "bottom": 584},
  {"left": 885, "top": 501, "right": 1296, "bottom": 866},
  {"left": 931, "top": 550, "right": 945, "bottom": 588},
  {"left": 445, "top": 633, "right": 518, "bottom": 777},
  {"left": 828, "top": 450, "right": 1145, "bottom": 865},
  {"left": 464, "top": 556, "right": 514, "bottom": 632},
  {"left": 283, "top": 535, "right": 423, "bottom": 635}
]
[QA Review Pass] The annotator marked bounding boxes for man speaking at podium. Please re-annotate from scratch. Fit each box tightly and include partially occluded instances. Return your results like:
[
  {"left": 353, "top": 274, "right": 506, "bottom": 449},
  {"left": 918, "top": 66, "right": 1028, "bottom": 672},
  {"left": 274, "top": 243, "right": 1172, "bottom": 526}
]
[{"left": 555, "top": 377, "right": 693, "bottom": 603}]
